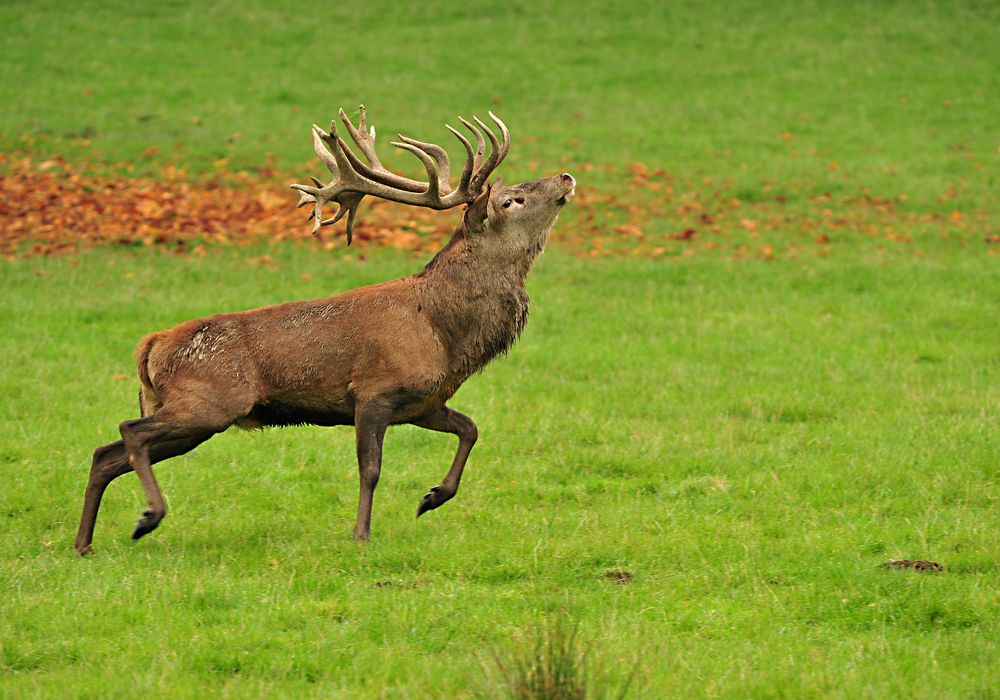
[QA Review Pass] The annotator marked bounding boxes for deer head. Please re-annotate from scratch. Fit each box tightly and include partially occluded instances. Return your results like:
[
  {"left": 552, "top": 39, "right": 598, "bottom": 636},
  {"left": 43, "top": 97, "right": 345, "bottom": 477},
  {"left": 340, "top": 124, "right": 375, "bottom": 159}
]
[{"left": 461, "top": 173, "right": 576, "bottom": 261}]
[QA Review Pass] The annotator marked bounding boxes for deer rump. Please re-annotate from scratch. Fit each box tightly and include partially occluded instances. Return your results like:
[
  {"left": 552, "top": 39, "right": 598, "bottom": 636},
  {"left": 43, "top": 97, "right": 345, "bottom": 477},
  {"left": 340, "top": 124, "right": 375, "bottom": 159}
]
[{"left": 73, "top": 106, "right": 575, "bottom": 554}]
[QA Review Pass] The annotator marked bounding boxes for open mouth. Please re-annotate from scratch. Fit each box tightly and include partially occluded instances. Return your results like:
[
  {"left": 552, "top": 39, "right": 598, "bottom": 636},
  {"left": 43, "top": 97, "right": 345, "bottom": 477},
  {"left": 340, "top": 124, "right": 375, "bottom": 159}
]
[{"left": 556, "top": 186, "right": 576, "bottom": 207}]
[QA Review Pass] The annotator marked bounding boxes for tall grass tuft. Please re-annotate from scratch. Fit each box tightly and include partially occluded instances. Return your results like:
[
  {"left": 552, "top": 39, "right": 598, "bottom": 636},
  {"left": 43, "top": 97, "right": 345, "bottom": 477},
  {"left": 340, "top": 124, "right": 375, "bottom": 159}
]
[{"left": 484, "top": 619, "right": 634, "bottom": 700}]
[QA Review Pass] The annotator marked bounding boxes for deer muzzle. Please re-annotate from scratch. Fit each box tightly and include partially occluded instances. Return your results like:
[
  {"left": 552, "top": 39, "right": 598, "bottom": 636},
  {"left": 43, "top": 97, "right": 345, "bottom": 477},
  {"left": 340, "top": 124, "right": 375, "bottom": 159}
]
[{"left": 556, "top": 173, "right": 576, "bottom": 206}]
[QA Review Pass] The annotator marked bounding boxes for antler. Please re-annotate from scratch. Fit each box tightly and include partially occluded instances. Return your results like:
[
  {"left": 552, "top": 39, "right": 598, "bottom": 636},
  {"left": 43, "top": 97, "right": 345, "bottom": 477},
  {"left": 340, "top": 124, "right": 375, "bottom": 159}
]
[{"left": 291, "top": 105, "right": 510, "bottom": 244}]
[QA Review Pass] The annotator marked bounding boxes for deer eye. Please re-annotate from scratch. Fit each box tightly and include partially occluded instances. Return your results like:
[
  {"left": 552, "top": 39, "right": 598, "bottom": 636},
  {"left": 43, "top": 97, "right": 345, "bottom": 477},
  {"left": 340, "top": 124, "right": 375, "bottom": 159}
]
[{"left": 502, "top": 199, "right": 512, "bottom": 208}]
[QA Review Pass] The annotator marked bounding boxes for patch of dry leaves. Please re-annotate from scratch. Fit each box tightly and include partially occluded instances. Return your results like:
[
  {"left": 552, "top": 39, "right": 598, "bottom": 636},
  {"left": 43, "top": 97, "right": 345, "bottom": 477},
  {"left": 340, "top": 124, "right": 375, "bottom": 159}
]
[
  {"left": 1, "top": 154, "right": 993, "bottom": 260},
  {"left": 0, "top": 155, "right": 455, "bottom": 258}
]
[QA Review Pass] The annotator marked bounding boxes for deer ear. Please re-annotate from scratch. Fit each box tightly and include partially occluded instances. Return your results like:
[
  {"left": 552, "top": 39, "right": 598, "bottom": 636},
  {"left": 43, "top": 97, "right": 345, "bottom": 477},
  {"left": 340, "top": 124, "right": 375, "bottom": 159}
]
[{"left": 464, "top": 182, "right": 493, "bottom": 234}]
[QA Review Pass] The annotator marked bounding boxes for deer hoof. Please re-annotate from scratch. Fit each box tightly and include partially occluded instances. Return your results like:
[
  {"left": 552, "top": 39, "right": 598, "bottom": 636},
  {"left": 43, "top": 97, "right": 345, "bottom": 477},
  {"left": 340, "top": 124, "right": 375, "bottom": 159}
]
[
  {"left": 416, "top": 486, "right": 448, "bottom": 518},
  {"left": 131, "top": 508, "right": 162, "bottom": 540}
]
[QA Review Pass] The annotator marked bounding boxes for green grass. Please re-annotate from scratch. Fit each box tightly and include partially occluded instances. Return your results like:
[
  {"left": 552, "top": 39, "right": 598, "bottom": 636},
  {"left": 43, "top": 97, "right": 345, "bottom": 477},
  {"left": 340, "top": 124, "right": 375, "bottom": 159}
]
[
  {"left": 2, "top": 0, "right": 999, "bottom": 697},
  {"left": 2, "top": 0, "right": 997, "bottom": 213},
  {"left": 1, "top": 245, "right": 997, "bottom": 697}
]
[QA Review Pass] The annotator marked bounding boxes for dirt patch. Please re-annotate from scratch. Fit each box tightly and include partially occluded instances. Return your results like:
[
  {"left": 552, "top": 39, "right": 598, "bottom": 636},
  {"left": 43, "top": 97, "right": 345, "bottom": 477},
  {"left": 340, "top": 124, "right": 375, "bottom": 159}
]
[
  {"left": 603, "top": 569, "right": 633, "bottom": 585},
  {"left": 880, "top": 559, "right": 944, "bottom": 572}
]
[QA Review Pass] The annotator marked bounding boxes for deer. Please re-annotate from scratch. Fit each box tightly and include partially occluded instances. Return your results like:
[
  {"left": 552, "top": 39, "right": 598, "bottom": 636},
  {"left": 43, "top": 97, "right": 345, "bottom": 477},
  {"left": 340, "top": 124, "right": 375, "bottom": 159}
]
[{"left": 74, "top": 105, "right": 575, "bottom": 554}]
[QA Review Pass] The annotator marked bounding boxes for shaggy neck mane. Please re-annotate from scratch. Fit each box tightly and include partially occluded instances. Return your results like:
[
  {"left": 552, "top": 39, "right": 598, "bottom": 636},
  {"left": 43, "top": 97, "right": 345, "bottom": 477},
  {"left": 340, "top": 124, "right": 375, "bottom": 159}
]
[{"left": 415, "top": 221, "right": 541, "bottom": 387}]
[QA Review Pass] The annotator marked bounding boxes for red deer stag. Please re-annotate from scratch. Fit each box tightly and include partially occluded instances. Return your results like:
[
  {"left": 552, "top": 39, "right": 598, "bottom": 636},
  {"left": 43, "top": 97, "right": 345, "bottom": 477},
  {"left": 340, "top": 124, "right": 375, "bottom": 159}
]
[{"left": 74, "top": 105, "right": 575, "bottom": 554}]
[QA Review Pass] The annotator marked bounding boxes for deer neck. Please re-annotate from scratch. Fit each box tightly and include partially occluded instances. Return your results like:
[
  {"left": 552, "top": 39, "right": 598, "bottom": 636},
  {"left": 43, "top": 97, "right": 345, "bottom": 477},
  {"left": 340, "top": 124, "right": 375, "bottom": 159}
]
[{"left": 417, "top": 229, "right": 541, "bottom": 380}]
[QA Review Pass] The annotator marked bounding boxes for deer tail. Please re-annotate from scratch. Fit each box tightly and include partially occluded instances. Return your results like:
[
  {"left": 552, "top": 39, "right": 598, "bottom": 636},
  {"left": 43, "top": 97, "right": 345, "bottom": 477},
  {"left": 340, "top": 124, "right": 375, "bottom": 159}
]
[{"left": 134, "top": 334, "right": 162, "bottom": 415}]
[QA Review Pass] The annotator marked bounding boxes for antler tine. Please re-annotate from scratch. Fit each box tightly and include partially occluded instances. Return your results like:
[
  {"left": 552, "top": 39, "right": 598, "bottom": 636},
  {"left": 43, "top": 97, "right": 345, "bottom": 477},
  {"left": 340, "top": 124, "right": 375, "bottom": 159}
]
[
  {"left": 295, "top": 190, "right": 316, "bottom": 209},
  {"left": 396, "top": 134, "right": 452, "bottom": 193},
  {"left": 446, "top": 124, "right": 476, "bottom": 193},
  {"left": 458, "top": 117, "right": 486, "bottom": 174},
  {"left": 320, "top": 121, "right": 357, "bottom": 179},
  {"left": 488, "top": 111, "right": 511, "bottom": 165},
  {"left": 339, "top": 106, "right": 383, "bottom": 170},
  {"left": 356, "top": 104, "right": 368, "bottom": 135},
  {"left": 311, "top": 124, "right": 339, "bottom": 178},
  {"left": 391, "top": 138, "right": 442, "bottom": 200},
  {"left": 469, "top": 115, "right": 505, "bottom": 193},
  {"left": 343, "top": 203, "right": 359, "bottom": 244}
]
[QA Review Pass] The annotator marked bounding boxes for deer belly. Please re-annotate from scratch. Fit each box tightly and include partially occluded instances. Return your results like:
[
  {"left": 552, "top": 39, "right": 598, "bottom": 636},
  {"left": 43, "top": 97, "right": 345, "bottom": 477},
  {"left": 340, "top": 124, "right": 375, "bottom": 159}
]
[{"left": 238, "top": 399, "right": 355, "bottom": 428}]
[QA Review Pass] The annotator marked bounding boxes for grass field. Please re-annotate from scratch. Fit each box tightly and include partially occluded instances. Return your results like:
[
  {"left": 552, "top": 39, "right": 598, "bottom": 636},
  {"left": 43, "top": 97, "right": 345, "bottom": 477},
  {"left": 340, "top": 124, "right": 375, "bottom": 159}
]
[
  {"left": 2, "top": 246, "right": 997, "bottom": 697},
  {"left": 2, "top": 1, "right": 999, "bottom": 698}
]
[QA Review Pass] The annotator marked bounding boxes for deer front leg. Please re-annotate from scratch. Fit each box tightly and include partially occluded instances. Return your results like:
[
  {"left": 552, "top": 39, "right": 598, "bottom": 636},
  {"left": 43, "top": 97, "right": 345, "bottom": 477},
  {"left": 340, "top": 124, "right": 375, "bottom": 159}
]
[
  {"left": 412, "top": 407, "right": 478, "bottom": 517},
  {"left": 353, "top": 404, "right": 389, "bottom": 541}
]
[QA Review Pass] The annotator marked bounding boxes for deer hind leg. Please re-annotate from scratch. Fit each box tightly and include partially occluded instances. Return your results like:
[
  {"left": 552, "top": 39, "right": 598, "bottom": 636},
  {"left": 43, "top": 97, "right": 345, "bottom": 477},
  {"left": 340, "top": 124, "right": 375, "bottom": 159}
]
[
  {"left": 75, "top": 388, "right": 162, "bottom": 554},
  {"left": 74, "top": 441, "right": 133, "bottom": 555},
  {"left": 74, "top": 434, "right": 213, "bottom": 554},
  {"left": 118, "top": 407, "right": 227, "bottom": 542},
  {"left": 412, "top": 407, "right": 478, "bottom": 518}
]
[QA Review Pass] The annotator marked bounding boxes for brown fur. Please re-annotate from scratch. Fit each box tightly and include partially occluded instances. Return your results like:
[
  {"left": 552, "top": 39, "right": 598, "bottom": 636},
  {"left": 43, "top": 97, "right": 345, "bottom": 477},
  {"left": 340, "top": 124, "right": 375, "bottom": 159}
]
[{"left": 74, "top": 173, "right": 576, "bottom": 553}]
